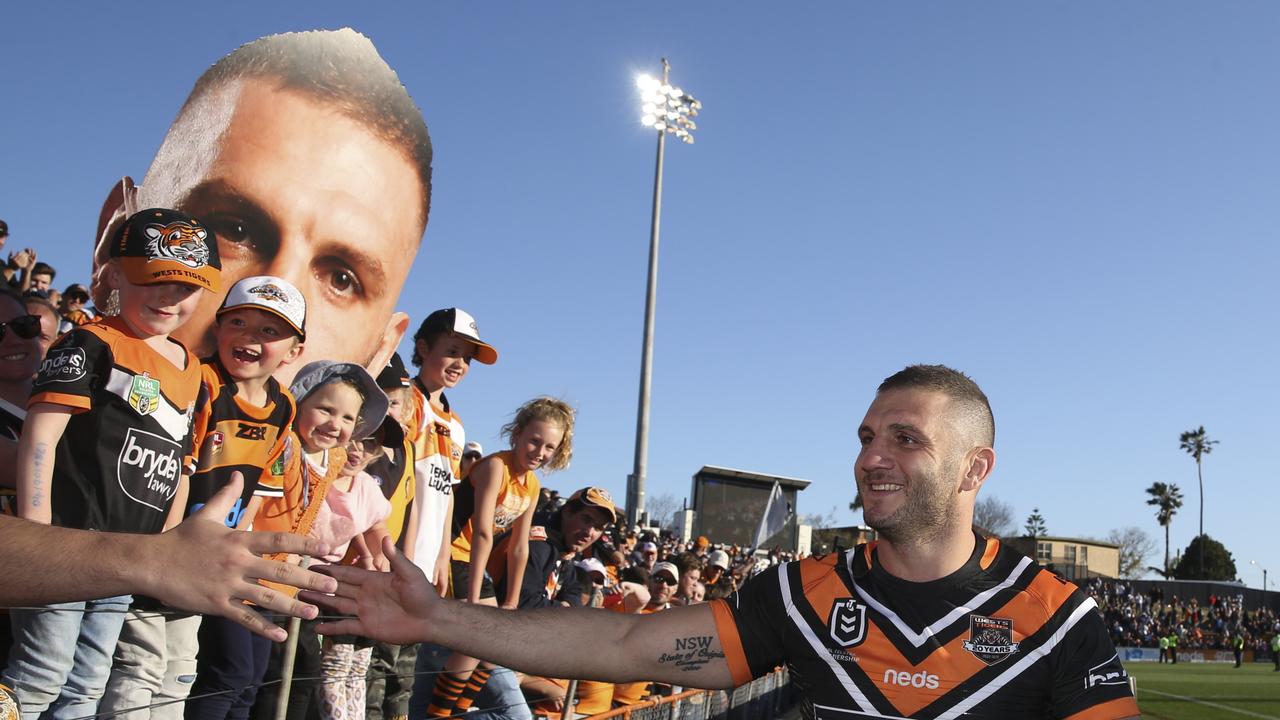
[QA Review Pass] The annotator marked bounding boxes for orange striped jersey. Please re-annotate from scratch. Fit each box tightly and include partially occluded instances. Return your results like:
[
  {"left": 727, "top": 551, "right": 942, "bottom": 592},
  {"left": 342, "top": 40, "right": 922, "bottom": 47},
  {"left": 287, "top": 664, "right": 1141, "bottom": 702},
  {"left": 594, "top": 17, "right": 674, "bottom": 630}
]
[
  {"left": 31, "top": 316, "right": 201, "bottom": 533},
  {"left": 366, "top": 433, "right": 416, "bottom": 547},
  {"left": 709, "top": 535, "right": 1139, "bottom": 720},
  {"left": 252, "top": 438, "right": 346, "bottom": 597},
  {"left": 0, "top": 397, "right": 24, "bottom": 516},
  {"left": 403, "top": 380, "right": 465, "bottom": 569},
  {"left": 186, "top": 358, "right": 295, "bottom": 527},
  {"left": 450, "top": 450, "right": 541, "bottom": 562}
]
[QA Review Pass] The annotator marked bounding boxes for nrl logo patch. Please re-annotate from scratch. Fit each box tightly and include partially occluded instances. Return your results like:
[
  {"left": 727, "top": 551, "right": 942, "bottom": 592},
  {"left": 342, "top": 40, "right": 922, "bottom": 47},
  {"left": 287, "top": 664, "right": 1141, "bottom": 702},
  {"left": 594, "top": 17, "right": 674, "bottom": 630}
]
[
  {"left": 962, "top": 615, "right": 1020, "bottom": 666},
  {"left": 129, "top": 373, "right": 161, "bottom": 417},
  {"left": 829, "top": 598, "right": 868, "bottom": 648}
]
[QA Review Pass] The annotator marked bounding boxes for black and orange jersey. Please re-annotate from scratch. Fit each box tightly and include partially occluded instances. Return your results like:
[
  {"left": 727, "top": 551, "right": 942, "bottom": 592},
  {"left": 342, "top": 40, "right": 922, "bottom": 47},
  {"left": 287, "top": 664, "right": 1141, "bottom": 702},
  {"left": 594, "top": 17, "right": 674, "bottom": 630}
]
[
  {"left": 366, "top": 433, "right": 416, "bottom": 547},
  {"left": 186, "top": 358, "right": 295, "bottom": 527},
  {"left": 0, "top": 397, "right": 24, "bottom": 516},
  {"left": 31, "top": 316, "right": 201, "bottom": 534},
  {"left": 710, "top": 535, "right": 1139, "bottom": 720},
  {"left": 450, "top": 450, "right": 540, "bottom": 562}
]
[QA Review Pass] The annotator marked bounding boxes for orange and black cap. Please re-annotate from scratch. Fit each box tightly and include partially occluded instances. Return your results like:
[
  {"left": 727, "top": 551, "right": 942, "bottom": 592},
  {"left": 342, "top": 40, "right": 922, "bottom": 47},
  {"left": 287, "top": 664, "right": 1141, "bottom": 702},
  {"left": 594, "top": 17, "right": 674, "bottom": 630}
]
[{"left": 109, "top": 208, "right": 221, "bottom": 292}]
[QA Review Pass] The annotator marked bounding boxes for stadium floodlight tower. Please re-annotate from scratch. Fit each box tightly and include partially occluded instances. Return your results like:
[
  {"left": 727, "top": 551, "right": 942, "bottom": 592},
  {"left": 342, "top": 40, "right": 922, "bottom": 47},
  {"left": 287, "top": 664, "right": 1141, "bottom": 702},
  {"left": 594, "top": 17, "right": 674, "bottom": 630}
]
[
  {"left": 625, "top": 58, "right": 701, "bottom": 528},
  {"left": 1251, "top": 560, "right": 1268, "bottom": 591}
]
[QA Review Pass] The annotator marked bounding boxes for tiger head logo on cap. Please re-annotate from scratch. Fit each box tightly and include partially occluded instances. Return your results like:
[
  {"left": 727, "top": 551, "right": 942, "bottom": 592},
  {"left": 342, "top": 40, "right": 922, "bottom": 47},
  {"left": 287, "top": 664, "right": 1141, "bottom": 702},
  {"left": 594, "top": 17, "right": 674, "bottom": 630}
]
[{"left": 110, "top": 208, "right": 222, "bottom": 292}]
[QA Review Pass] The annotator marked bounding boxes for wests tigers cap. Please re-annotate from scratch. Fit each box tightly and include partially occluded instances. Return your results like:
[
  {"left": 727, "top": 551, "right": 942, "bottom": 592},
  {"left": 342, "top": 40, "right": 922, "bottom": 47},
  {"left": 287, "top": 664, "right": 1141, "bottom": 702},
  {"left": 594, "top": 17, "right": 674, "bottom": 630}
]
[
  {"left": 110, "top": 208, "right": 222, "bottom": 292},
  {"left": 218, "top": 275, "right": 307, "bottom": 340}
]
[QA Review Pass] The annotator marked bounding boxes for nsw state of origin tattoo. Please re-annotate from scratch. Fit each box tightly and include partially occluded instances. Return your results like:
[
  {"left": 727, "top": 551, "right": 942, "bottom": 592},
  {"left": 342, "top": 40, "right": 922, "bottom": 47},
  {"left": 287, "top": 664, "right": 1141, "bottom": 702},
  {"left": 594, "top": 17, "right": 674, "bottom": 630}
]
[
  {"left": 31, "top": 442, "right": 48, "bottom": 507},
  {"left": 658, "top": 635, "right": 724, "bottom": 672}
]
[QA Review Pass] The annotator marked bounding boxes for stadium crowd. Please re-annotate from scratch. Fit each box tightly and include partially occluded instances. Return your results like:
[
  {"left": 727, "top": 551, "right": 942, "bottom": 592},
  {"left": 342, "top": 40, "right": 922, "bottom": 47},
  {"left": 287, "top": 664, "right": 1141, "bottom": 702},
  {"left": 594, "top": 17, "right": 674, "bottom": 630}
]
[{"left": 1088, "top": 578, "right": 1279, "bottom": 660}]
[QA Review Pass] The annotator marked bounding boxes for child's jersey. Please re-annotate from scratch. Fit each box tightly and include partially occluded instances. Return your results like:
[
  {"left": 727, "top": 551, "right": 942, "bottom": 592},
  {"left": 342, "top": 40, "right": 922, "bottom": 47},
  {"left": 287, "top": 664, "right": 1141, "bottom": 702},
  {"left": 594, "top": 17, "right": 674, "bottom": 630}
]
[
  {"left": 403, "top": 380, "right": 465, "bottom": 569},
  {"left": 450, "top": 450, "right": 540, "bottom": 562},
  {"left": 31, "top": 316, "right": 200, "bottom": 534},
  {"left": 0, "top": 397, "right": 25, "bottom": 516},
  {"left": 186, "top": 358, "right": 295, "bottom": 527},
  {"left": 708, "top": 535, "right": 1140, "bottom": 720},
  {"left": 311, "top": 469, "right": 392, "bottom": 563},
  {"left": 253, "top": 436, "right": 346, "bottom": 596},
  {"left": 366, "top": 433, "right": 416, "bottom": 548}
]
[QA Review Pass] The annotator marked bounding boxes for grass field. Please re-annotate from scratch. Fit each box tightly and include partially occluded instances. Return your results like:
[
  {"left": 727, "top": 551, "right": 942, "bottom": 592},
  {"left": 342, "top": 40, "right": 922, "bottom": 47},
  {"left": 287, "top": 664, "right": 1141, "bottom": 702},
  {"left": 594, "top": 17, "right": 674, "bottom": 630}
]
[{"left": 1128, "top": 661, "right": 1280, "bottom": 719}]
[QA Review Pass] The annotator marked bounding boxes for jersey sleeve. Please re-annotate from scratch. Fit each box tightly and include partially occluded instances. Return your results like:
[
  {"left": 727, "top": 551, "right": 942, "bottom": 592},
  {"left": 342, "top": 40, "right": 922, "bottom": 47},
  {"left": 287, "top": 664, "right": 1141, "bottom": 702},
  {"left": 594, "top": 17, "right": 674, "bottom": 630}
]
[
  {"left": 707, "top": 564, "right": 789, "bottom": 686},
  {"left": 1049, "top": 597, "right": 1140, "bottom": 719},
  {"left": 30, "top": 328, "right": 110, "bottom": 411}
]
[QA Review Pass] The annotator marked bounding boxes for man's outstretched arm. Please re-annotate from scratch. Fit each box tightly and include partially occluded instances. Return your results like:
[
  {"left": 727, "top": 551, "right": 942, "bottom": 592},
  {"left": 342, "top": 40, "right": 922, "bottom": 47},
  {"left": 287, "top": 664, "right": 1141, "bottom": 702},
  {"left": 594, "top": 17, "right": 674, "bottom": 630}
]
[
  {"left": 311, "top": 536, "right": 737, "bottom": 689},
  {"left": 0, "top": 473, "right": 337, "bottom": 641}
]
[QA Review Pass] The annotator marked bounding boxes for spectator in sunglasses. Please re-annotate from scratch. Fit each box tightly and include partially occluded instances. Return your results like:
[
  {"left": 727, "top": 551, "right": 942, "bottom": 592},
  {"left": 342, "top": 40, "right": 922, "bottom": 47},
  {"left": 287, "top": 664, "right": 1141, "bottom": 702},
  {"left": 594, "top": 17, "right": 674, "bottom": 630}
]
[
  {"left": 0, "top": 289, "right": 50, "bottom": 509},
  {"left": 22, "top": 296, "right": 60, "bottom": 360}
]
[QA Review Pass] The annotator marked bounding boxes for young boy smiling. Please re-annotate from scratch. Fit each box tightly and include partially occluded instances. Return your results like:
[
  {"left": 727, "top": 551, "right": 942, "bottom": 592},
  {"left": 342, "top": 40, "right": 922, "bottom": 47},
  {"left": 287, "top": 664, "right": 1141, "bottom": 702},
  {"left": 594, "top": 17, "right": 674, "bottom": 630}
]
[
  {"left": 102, "top": 276, "right": 307, "bottom": 720},
  {"left": 6, "top": 208, "right": 220, "bottom": 719}
]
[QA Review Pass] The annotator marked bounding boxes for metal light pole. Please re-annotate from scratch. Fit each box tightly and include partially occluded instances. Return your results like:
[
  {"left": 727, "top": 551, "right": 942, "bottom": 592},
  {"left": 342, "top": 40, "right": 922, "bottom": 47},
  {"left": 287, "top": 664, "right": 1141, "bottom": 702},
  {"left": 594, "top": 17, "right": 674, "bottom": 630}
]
[
  {"left": 626, "top": 59, "right": 701, "bottom": 528},
  {"left": 1251, "top": 560, "right": 1268, "bottom": 592}
]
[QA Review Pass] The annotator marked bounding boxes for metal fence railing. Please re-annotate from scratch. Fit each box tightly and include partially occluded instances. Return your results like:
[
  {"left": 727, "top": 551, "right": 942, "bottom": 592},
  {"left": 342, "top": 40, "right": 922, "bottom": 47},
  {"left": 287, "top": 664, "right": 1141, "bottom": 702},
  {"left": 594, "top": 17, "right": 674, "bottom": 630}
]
[{"left": 577, "top": 667, "right": 792, "bottom": 720}]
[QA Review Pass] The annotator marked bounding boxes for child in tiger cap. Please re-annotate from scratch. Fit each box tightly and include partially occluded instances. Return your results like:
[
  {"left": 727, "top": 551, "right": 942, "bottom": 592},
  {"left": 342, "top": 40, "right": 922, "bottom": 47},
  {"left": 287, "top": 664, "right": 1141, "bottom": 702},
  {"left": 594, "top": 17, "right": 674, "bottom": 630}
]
[
  {"left": 6, "top": 208, "right": 220, "bottom": 720},
  {"left": 122, "top": 275, "right": 306, "bottom": 720}
]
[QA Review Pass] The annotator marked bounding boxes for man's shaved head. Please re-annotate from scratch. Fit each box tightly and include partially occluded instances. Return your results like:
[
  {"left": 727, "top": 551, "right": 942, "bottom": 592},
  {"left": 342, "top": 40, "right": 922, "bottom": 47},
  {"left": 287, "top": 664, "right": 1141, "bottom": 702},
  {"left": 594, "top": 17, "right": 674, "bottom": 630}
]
[
  {"left": 143, "top": 28, "right": 432, "bottom": 226},
  {"left": 877, "top": 364, "right": 995, "bottom": 449}
]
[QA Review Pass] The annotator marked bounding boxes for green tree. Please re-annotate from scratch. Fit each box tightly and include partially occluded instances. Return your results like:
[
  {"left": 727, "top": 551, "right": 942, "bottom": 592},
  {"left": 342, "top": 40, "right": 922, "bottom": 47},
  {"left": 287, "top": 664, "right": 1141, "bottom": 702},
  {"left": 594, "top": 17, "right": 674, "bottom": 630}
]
[
  {"left": 1024, "top": 508, "right": 1047, "bottom": 538},
  {"left": 1171, "top": 534, "right": 1237, "bottom": 581},
  {"left": 1179, "top": 426, "right": 1218, "bottom": 575},
  {"left": 850, "top": 494, "right": 863, "bottom": 513},
  {"left": 1145, "top": 482, "right": 1184, "bottom": 577}
]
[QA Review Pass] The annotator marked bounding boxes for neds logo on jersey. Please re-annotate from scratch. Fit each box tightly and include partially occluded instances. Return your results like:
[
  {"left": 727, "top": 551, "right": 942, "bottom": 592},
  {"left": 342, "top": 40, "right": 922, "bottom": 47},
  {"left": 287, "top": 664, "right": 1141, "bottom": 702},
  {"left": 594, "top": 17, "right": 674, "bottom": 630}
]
[
  {"left": 117, "top": 427, "right": 182, "bottom": 512},
  {"left": 39, "top": 347, "right": 87, "bottom": 383}
]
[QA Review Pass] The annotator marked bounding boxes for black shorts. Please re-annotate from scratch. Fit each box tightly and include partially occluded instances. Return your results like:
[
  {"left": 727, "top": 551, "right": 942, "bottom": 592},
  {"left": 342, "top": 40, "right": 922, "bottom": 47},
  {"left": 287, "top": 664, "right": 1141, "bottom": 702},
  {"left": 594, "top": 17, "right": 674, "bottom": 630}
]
[{"left": 449, "top": 559, "right": 496, "bottom": 601}]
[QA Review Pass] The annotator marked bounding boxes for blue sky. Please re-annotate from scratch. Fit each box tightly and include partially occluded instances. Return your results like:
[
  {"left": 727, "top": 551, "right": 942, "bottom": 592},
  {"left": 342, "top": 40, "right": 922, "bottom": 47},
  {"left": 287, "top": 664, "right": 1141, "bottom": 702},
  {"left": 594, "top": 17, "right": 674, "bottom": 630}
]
[{"left": 3, "top": 2, "right": 1277, "bottom": 586}]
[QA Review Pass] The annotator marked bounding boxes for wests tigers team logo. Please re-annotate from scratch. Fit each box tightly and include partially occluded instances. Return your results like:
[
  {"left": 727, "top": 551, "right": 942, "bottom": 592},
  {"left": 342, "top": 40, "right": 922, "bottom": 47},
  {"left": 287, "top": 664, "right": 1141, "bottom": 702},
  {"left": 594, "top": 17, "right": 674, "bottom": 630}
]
[
  {"left": 143, "top": 221, "right": 212, "bottom": 269},
  {"left": 248, "top": 283, "right": 289, "bottom": 304},
  {"left": 963, "top": 615, "right": 1020, "bottom": 666}
]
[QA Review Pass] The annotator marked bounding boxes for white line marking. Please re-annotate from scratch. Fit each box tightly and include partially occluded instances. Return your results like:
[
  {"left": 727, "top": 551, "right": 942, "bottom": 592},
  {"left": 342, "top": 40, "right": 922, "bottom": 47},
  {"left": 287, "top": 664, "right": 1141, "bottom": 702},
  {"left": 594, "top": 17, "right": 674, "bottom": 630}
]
[{"left": 1139, "top": 687, "right": 1280, "bottom": 719}]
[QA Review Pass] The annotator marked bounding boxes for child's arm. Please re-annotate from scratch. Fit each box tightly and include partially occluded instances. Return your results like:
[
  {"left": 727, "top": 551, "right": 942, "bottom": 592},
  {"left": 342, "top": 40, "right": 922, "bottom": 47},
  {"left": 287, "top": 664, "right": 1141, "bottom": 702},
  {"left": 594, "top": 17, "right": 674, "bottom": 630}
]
[
  {"left": 433, "top": 492, "right": 453, "bottom": 597},
  {"left": 164, "top": 473, "right": 191, "bottom": 531},
  {"left": 465, "top": 457, "right": 504, "bottom": 603},
  {"left": 402, "top": 499, "right": 419, "bottom": 563},
  {"left": 235, "top": 496, "right": 264, "bottom": 531},
  {"left": 501, "top": 502, "right": 536, "bottom": 610},
  {"left": 17, "top": 404, "right": 72, "bottom": 524},
  {"left": 364, "top": 520, "right": 391, "bottom": 572}
]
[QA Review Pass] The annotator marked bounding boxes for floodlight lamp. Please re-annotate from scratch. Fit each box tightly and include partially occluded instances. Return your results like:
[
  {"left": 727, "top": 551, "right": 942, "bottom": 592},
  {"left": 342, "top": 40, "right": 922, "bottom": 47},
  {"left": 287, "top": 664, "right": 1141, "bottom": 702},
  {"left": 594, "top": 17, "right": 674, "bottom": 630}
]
[
  {"left": 654, "top": 121, "right": 667, "bottom": 131},
  {"left": 660, "top": 84, "right": 674, "bottom": 96},
  {"left": 642, "top": 103, "right": 657, "bottom": 115},
  {"left": 682, "top": 135, "right": 695, "bottom": 144},
  {"left": 670, "top": 87, "right": 684, "bottom": 98},
  {"left": 637, "top": 75, "right": 658, "bottom": 90},
  {"left": 641, "top": 115, "right": 656, "bottom": 127}
]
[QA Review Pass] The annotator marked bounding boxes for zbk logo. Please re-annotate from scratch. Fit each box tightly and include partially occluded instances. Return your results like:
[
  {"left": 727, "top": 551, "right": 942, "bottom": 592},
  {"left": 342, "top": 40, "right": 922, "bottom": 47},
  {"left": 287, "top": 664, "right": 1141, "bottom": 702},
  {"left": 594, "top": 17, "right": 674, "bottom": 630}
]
[{"left": 829, "top": 598, "right": 868, "bottom": 648}]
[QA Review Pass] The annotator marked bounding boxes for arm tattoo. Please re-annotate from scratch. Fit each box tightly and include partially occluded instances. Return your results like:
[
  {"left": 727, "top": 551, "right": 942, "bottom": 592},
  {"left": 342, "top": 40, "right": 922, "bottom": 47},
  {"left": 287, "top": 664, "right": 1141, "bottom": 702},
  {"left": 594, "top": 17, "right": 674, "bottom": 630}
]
[
  {"left": 657, "top": 635, "right": 724, "bottom": 673},
  {"left": 31, "top": 442, "right": 48, "bottom": 508}
]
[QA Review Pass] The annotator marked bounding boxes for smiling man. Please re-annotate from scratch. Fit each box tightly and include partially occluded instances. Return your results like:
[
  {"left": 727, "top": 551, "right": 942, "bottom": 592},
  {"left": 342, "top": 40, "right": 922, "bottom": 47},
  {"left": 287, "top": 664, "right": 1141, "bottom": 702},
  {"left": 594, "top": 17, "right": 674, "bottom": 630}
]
[
  {"left": 91, "top": 29, "right": 430, "bottom": 383},
  {"left": 314, "top": 365, "right": 1140, "bottom": 720}
]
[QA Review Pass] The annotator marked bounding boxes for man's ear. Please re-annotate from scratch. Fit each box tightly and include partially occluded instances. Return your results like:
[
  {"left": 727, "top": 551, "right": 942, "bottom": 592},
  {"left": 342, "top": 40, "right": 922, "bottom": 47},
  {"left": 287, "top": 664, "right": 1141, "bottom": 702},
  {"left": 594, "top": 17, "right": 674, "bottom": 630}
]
[
  {"left": 960, "top": 447, "right": 996, "bottom": 493},
  {"left": 367, "top": 310, "right": 410, "bottom": 374},
  {"left": 92, "top": 177, "right": 139, "bottom": 308}
]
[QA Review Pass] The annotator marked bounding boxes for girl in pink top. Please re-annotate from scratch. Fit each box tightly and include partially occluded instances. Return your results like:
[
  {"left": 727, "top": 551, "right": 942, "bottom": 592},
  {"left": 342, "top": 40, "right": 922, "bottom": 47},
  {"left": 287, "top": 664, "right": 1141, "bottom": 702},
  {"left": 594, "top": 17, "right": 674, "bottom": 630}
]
[{"left": 315, "top": 435, "right": 391, "bottom": 720}]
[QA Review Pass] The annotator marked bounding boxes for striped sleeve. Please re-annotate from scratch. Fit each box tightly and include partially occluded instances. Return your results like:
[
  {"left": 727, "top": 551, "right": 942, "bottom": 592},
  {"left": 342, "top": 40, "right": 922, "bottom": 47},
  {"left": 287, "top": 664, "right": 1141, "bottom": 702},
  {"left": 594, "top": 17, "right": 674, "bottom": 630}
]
[
  {"left": 30, "top": 328, "right": 108, "bottom": 412},
  {"left": 1049, "top": 589, "right": 1140, "bottom": 719}
]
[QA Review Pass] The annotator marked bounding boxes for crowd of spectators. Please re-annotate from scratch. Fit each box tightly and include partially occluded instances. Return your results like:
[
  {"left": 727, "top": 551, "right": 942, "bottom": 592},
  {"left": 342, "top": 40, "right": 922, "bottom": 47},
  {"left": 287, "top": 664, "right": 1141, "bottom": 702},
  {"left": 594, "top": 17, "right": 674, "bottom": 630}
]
[
  {"left": 0, "top": 218, "right": 100, "bottom": 336},
  {"left": 1087, "top": 578, "right": 1279, "bottom": 659}
]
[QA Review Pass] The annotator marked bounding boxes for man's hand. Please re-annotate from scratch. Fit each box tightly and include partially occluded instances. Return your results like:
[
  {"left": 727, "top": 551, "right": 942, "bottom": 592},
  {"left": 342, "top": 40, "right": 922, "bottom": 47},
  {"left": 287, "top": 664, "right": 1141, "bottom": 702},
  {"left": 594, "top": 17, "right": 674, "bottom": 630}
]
[
  {"left": 140, "top": 473, "right": 338, "bottom": 642},
  {"left": 307, "top": 536, "right": 437, "bottom": 645},
  {"left": 10, "top": 248, "right": 35, "bottom": 270}
]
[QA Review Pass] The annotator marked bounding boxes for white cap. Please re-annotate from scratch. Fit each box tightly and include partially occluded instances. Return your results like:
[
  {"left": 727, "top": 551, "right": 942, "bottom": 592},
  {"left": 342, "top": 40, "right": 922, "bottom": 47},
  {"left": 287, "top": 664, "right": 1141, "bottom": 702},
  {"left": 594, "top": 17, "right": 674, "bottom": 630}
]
[
  {"left": 652, "top": 561, "right": 680, "bottom": 583},
  {"left": 576, "top": 557, "right": 607, "bottom": 581},
  {"left": 708, "top": 550, "right": 730, "bottom": 570},
  {"left": 218, "top": 275, "right": 307, "bottom": 339},
  {"left": 464, "top": 441, "right": 484, "bottom": 457}
]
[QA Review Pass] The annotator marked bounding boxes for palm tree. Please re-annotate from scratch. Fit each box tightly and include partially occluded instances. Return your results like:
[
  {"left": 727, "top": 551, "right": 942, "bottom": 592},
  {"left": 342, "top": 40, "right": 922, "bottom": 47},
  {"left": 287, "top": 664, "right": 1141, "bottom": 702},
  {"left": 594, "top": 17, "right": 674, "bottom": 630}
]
[
  {"left": 1145, "top": 482, "right": 1183, "bottom": 576},
  {"left": 1179, "top": 426, "right": 1218, "bottom": 575}
]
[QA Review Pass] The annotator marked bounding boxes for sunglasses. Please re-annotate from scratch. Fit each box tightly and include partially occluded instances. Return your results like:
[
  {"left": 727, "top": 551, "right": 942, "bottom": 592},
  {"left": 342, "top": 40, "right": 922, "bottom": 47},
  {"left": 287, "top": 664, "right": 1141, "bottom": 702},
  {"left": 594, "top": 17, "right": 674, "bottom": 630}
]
[
  {"left": 0, "top": 315, "right": 42, "bottom": 341},
  {"left": 652, "top": 574, "right": 678, "bottom": 587},
  {"left": 348, "top": 438, "right": 381, "bottom": 453}
]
